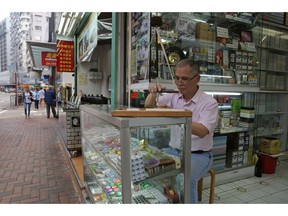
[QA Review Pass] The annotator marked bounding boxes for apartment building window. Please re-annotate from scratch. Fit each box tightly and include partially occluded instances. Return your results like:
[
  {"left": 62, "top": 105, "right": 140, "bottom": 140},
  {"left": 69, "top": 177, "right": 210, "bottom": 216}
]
[
  {"left": 35, "top": 15, "right": 42, "bottom": 22},
  {"left": 21, "top": 18, "right": 29, "bottom": 23},
  {"left": 35, "top": 26, "right": 42, "bottom": 31}
]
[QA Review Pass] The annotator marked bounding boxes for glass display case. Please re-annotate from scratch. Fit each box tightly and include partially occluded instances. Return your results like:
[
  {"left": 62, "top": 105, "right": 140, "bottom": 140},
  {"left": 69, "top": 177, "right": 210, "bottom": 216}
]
[{"left": 80, "top": 105, "right": 192, "bottom": 204}]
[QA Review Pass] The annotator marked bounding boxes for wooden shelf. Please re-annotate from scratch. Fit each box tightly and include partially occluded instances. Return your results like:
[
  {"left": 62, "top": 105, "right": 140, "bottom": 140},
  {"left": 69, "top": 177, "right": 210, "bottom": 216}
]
[
  {"left": 256, "top": 112, "right": 286, "bottom": 115},
  {"left": 111, "top": 108, "right": 192, "bottom": 117},
  {"left": 260, "top": 20, "right": 288, "bottom": 31}
]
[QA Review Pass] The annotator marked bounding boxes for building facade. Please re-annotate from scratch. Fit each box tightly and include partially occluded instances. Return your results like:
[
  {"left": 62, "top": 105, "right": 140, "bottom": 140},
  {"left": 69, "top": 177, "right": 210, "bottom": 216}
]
[
  {"left": 0, "top": 17, "right": 12, "bottom": 84},
  {"left": 9, "top": 12, "right": 52, "bottom": 85}
]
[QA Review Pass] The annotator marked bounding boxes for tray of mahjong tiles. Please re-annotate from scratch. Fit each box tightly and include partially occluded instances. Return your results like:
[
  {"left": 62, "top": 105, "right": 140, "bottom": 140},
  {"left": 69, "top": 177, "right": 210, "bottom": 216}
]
[{"left": 111, "top": 108, "right": 192, "bottom": 117}]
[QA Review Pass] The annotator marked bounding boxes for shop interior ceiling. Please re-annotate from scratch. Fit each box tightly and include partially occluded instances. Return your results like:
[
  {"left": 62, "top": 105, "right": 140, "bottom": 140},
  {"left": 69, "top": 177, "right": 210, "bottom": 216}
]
[
  {"left": 57, "top": 12, "right": 86, "bottom": 37},
  {"left": 97, "top": 12, "right": 112, "bottom": 45}
]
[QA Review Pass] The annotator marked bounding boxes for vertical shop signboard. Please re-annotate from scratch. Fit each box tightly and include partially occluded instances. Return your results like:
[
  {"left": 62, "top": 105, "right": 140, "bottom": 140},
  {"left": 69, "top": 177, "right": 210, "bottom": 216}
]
[
  {"left": 131, "top": 13, "right": 150, "bottom": 83},
  {"left": 56, "top": 40, "right": 74, "bottom": 72},
  {"left": 41, "top": 52, "right": 57, "bottom": 66}
]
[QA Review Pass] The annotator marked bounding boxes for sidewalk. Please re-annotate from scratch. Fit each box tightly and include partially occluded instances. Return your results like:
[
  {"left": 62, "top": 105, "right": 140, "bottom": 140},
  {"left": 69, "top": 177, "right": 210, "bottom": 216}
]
[{"left": 0, "top": 106, "right": 83, "bottom": 203}]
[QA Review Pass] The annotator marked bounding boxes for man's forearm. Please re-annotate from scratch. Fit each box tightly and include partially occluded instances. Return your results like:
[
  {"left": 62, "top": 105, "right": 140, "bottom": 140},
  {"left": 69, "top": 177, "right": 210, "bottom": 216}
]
[
  {"left": 191, "top": 122, "right": 209, "bottom": 138},
  {"left": 144, "top": 93, "right": 157, "bottom": 108}
]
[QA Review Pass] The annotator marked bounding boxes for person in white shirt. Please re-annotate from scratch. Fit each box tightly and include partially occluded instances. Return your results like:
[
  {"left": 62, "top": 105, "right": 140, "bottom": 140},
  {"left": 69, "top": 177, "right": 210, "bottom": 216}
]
[
  {"left": 38, "top": 87, "right": 45, "bottom": 108},
  {"left": 57, "top": 86, "right": 63, "bottom": 107},
  {"left": 33, "top": 87, "right": 40, "bottom": 110},
  {"left": 22, "top": 86, "right": 33, "bottom": 118}
]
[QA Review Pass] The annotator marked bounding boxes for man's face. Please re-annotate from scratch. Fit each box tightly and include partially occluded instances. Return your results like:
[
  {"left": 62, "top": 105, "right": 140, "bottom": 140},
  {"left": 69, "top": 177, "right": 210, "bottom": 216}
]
[{"left": 175, "top": 65, "right": 199, "bottom": 95}]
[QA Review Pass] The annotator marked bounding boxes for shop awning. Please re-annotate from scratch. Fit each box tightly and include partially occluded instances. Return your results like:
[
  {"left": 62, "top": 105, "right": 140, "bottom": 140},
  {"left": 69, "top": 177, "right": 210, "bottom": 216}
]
[{"left": 26, "top": 40, "right": 57, "bottom": 70}]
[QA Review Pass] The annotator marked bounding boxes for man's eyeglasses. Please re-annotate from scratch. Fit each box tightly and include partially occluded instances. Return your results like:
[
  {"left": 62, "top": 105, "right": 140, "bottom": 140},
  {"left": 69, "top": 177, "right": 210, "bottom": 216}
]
[{"left": 174, "top": 74, "right": 199, "bottom": 82}]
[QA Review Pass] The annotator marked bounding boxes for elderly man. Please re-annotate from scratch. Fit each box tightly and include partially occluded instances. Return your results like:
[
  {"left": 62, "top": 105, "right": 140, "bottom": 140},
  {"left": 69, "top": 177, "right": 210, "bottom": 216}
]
[
  {"left": 45, "top": 85, "right": 57, "bottom": 118},
  {"left": 145, "top": 59, "right": 218, "bottom": 203}
]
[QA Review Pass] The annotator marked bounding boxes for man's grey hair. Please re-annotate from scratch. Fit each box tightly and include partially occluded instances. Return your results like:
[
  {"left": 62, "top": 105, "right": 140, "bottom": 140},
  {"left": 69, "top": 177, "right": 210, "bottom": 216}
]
[{"left": 176, "top": 59, "right": 200, "bottom": 75}]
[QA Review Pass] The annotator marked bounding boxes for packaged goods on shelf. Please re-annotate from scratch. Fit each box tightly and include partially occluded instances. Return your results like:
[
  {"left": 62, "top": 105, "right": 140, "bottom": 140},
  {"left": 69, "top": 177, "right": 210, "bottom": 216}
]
[{"left": 259, "top": 137, "right": 280, "bottom": 155}]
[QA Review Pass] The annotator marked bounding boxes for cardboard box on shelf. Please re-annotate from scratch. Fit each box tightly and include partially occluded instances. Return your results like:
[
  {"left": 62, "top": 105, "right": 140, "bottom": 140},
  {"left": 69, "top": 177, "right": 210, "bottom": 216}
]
[
  {"left": 259, "top": 137, "right": 280, "bottom": 155},
  {"left": 196, "top": 30, "right": 208, "bottom": 40},
  {"left": 196, "top": 22, "right": 209, "bottom": 31},
  {"left": 207, "top": 31, "right": 215, "bottom": 41}
]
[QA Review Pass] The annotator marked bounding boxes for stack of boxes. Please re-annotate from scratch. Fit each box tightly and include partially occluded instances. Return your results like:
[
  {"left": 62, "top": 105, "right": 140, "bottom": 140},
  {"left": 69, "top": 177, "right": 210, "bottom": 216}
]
[
  {"left": 214, "top": 27, "right": 229, "bottom": 67},
  {"left": 192, "top": 47, "right": 209, "bottom": 62},
  {"left": 259, "top": 137, "right": 280, "bottom": 155},
  {"left": 130, "top": 154, "right": 147, "bottom": 182},
  {"left": 212, "top": 136, "right": 227, "bottom": 171},
  {"left": 226, "top": 132, "right": 253, "bottom": 168},
  {"left": 234, "top": 51, "right": 257, "bottom": 85},
  {"left": 239, "top": 107, "right": 255, "bottom": 130},
  {"left": 216, "top": 26, "right": 229, "bottom": 43},
  {"left": 195, "top": 22, "right": 215, "bottom": 42}
]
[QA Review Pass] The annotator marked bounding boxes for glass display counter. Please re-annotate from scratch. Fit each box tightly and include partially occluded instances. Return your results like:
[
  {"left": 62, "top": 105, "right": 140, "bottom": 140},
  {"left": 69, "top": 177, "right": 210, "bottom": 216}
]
[{"left": 80, "top": 105, "right": 192, "bottom": 204}]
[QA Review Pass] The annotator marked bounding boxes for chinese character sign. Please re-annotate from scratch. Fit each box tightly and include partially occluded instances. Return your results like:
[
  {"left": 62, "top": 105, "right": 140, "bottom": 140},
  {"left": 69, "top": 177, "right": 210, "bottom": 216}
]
[
  {"left": 42, "top": 52, "right": 57, "bottom": 66},
  {"left": 56, "top": 40, "right": 74, "bottom": 72}
]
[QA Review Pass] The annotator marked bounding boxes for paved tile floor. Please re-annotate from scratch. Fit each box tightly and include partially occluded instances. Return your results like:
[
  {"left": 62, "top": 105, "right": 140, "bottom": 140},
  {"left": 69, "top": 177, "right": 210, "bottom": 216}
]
[
  {"left": 0, "top": 107, "right": 82, "bottom": 204},
  {"left": 201, "top": 157, "right": 288, "bottom": 204}
]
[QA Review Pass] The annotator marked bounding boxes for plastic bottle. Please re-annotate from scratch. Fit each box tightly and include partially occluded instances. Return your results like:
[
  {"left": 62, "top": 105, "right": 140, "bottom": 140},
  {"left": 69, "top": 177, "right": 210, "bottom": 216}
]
[{"left": 254, "top": 155, "right": 262, "bottom": 177}]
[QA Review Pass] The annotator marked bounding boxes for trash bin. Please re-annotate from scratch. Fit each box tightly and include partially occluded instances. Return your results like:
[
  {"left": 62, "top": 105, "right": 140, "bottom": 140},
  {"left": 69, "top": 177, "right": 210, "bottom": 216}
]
[{"left": 260, "top": 154, "right": 278, "bottom": 174}]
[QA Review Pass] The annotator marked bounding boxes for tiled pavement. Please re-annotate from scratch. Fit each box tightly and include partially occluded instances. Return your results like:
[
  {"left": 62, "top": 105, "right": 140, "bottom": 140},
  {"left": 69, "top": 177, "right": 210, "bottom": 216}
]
[{"left": 0, "top": 107, "right": 83, "bottom": 204}]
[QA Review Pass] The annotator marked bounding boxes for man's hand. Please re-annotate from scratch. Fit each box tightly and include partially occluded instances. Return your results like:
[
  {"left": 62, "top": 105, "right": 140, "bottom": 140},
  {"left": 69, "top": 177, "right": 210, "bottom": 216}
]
[
  {"left": 148, "top": 83, "right": 166, "bottom": 94},
  {"left": 158, "top": 104, "right": 170, "bottom": 108},
  {"left": 145, "top": 83, "right": 166, "bottom": 108}
]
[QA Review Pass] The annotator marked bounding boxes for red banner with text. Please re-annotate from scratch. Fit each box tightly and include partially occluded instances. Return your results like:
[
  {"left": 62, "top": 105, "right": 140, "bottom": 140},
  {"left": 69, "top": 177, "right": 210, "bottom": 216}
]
[
  {"left": 56, "top": 40, "right": 74, "bottom": 72},
  {"left": 42, "top": 52, "right": 57, "bottom": 66}
]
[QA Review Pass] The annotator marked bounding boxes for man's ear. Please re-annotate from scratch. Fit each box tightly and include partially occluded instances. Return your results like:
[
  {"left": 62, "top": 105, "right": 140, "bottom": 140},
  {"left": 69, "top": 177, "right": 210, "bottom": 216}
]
[{"left": 196, "top": 74, "right": 201, "bottom": 82}]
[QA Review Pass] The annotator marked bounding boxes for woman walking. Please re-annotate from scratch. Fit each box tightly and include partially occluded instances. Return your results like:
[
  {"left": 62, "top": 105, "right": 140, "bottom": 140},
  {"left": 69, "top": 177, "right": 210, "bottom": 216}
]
[
  {"left": 22, "top": 86, "right": 33, "bottom": 118},
  {"left": 33, "top": 87, "right": 40, "bottom": 110}
]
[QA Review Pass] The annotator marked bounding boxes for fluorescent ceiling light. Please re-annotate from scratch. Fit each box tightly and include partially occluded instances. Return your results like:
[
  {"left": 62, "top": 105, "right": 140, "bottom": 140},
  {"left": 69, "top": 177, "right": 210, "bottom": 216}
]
[
  {"left": 58, "top": 14, "right": 65, "bottom": 33},
  {"left": 200, "top": 74, "right": 232, "bottom": 79},
  {"left": 260, "top": 35, "right": 267, "bottom": 43},
  {"left": 193, "top": 18, "right": 206, "bottom": 23},
  {"left": 205, "top": 92, "right": 242, "bottom": 96}
]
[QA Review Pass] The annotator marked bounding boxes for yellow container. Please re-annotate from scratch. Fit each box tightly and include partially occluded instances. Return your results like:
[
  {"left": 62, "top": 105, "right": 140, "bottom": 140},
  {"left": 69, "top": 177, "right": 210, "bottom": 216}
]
[{"left": 259, "top": 137, "right": 280, "bottom": 155}]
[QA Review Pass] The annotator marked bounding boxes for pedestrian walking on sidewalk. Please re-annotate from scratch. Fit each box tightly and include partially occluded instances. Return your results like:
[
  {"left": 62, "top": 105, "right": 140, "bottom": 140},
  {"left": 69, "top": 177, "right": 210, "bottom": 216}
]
[
  {"left": 22, "top": 86, "right": 33, "bottom": 118},
  {"left": 57, "top": 86, "right": 63, "bottom": 107},
  {"left": 38, "top": 87, "right": 45, "bottom": 108},
  {"left": 33, "top": 87, "right": 40, "bottom": 110},
  {"left": 45, "top": 85, "right": 57, "bottom": 118}
]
